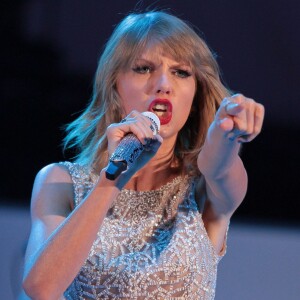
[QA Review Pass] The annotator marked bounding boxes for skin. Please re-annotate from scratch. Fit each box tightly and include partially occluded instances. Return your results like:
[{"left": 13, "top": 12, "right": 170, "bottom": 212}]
[
  {"left": 197, "top": 94, "right": 264, "bottom": 252},
  {"left": 111, "top": 47, "right": 197, "bottom": 189},
  {"left": 22, "top": 45, "right": 265, "bottom": 299},
  {"left": 116, "top": 48, "right": 196, "bottom": 141}
]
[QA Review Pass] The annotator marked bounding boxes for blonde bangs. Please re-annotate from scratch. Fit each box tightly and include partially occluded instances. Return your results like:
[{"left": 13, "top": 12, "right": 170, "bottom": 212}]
[
  {"left": 112, "top": 13, "right": 201, "bottom": 72},
  {"left": 64, "top": 11, "right": 230, "bottom": 173}
]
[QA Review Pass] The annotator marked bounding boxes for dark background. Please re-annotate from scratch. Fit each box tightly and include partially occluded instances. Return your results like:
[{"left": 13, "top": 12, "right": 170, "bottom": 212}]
[{"left": 1, "top": 0, "right": 299, "bottom": 225}]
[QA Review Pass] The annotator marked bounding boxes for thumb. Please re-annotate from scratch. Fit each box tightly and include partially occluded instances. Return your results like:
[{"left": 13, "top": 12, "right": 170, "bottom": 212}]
[
  {"left": 217, "top": 117, "right": 235, "bottom": 133},
  {"left": 224, "top": 102, "right": 243, "bottom": 116}
]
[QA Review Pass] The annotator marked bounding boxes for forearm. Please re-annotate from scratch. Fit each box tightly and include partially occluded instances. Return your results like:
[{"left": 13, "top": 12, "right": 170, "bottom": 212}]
[
  {"left": 198, "top": 119, "right": 242, "bottom": 177},
  {"left": 23, "top": 170, "right": 121, "bottom": 300},
  {"left": 197, "top": 123, "right": 248, "bottom": 215}
]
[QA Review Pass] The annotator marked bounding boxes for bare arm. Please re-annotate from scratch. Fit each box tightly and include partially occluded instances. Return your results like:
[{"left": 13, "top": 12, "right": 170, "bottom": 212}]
[
  {"left": 197, "top": 94, "right": 264, "bottom": 254},
  {"left": 23, "top": 111, "right": 162, "bottom": 300},
  {"left": 23, "top": 164, "right": 121, "bottom": 300}
]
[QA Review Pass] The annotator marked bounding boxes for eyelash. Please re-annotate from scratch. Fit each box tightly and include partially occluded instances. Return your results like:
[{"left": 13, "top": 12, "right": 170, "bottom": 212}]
[
  {"left": 132, "top": 65, "right": 192, "bottom": 78},
  {"left": 173, "top": 69, "right": 192, "bottom": 78},
  {"left": 132, "top": 65, "right": 152, "bottom": 74}
]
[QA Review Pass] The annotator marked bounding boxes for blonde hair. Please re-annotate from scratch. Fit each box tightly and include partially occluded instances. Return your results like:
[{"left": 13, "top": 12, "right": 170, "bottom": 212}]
[{"left": 64, "top": 11, "right": 231, "bottom": 175}]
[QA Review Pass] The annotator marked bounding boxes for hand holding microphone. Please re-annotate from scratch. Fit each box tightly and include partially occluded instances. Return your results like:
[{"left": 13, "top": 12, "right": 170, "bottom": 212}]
[{"left": 106, "top": 111, "right": 161, "bottom": 180}]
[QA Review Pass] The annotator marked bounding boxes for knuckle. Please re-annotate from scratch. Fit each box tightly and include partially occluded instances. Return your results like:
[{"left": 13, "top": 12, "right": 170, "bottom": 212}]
[
  {"left": 246, "top": 98, "right": 255, "bottom": 105},
  {"left": 222, "top": 97, "right": 230, "bottom": 104},
  {"left": 106, "top": 124, "right": 117, "bottom": 138},
  {"left": 232, "top": 93, "right": 244, "bottom": 101},
  {"left": 130, "top": 110, "right": 140, "bottom": 116},
  {"left": 106, "top": 123, "right": 116, "bottom": 133},
  {"left": 257, "top": 103, "right": 265, "bottom": 112}
]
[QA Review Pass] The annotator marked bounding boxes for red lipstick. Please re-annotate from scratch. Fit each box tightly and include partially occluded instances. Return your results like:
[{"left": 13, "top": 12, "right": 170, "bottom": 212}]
[{"left": 148, "top": 99, "right": 172, "bottom": 125}]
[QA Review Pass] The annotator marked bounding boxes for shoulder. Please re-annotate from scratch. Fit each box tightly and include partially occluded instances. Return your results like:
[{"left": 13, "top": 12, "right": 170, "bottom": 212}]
[
  {"left": 26, "top": 164, "right": 75, "bottom": 264},
  {"left": 35, "top": 163, "right": 73, "bottom": 184},
  {"left": 31, "top": 163, "right": 74, "bottom": 216}
]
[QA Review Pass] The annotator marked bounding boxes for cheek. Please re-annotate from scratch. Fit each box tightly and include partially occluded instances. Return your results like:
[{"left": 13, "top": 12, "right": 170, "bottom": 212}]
[
  {"left": 177, "top": 102, "right": 193, "bottom": 126},
  {"left": 120, "top": 93, "right": 136, "bottom": 115},
  {"left": 116, "top": 78, "right": 138, "bottom": 114},
  {"left": 116, "top": 72, "right": 150, "bottom": 115},
  {"left": 179, "top": 85, "right": 195, "bottom": 115}
]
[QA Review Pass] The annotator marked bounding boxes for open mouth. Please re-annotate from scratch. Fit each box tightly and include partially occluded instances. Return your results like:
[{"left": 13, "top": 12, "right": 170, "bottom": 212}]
[{"left": 148, "top": 99, "right": 172, "bottom": 125}]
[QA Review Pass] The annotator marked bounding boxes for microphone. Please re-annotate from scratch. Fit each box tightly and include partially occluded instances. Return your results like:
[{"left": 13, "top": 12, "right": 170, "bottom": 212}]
[{"left": 105, "top": 112, "right": 160, "bottom": 180}]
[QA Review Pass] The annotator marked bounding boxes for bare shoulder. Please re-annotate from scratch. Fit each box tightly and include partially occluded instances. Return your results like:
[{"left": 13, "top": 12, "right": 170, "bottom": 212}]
[
  {"left": 35, "top": 163, "right": 73, "bottom": 184},
  {"left": 24, "top": 164, "right": 74, "bottom": 263},
  {"left": 31, "top": 163, "right": 74, "bottom": 220}
]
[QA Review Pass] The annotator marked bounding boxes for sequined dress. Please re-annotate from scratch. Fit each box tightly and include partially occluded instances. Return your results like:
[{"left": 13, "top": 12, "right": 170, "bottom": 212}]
[{"left": 61, "top": 162, "right": 225, "bottom": 300}]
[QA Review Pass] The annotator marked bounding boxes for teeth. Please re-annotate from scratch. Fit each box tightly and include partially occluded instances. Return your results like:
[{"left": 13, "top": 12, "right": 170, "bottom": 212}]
[
  {"left": 153, "top": 104, "right": 167, "bottom": 111},
  {"left": 154, "top": 104, "right": 166, "bottom": 109}
]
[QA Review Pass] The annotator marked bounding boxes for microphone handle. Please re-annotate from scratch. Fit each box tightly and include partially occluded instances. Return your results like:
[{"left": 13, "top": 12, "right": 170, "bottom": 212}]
[
  {"left": 105, "top": 133, "right": 144, "bottom": 180},
  {"left": 105, "top": 111, "right": 160, "bottom": 180}
]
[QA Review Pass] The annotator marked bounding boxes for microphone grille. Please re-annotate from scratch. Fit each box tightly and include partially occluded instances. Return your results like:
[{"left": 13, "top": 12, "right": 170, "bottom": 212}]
[{"left": 142, "top": 112, "right": 160, "bottom": 134}]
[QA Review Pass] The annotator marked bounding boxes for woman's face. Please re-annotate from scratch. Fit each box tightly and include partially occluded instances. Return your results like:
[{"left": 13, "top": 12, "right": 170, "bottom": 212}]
[{"left": 116, "top": 46, "right": 196, "bottom": 140}]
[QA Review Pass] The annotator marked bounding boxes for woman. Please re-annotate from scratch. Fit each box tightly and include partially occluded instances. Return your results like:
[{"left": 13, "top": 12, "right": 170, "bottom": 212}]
[{"left": 23, "top": 11, "right": 264, "bottom": 300}]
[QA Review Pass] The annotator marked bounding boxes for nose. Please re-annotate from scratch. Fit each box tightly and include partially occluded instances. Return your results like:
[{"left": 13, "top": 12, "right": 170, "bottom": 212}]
[{"left": 155, "top": 73, "right": 172, "bottom": 95}]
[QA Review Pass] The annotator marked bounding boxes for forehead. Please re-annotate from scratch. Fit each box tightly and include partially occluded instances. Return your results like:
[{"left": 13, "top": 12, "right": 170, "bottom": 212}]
[
  {"left": 136, "top": 46, "right": 189, "bottom": 65},
  {"left": 131, "top": 41, "right": 193, "bottom": 66}
]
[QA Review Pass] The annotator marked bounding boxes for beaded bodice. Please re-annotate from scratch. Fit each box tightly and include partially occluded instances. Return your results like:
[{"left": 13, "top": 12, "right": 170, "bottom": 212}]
[{"left": 61, "top": 162, "right": 223, "bottom": 300}]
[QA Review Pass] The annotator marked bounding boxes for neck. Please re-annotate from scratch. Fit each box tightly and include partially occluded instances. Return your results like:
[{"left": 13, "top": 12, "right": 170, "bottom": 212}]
[{"left": 124, "top": 135, "right": 182, "bottom": 191}]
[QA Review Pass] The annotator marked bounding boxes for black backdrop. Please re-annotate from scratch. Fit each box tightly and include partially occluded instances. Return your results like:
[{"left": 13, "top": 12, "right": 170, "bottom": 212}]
[{"left": 1, "top": 0, "right": 299, "bottom": 224}]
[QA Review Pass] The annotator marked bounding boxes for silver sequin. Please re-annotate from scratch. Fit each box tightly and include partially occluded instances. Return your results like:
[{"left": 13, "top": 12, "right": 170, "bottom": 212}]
[{"left": 61, "top": 162, "right": 226, "bottom": 300}]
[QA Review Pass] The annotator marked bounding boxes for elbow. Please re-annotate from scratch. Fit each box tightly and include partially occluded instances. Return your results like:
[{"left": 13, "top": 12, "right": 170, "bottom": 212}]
[
  {"left": 23, "top": 277, "right": 45, "bottom": 300},
  {"left": 23, "top": 276, "right": 62, "bottom": 300}
]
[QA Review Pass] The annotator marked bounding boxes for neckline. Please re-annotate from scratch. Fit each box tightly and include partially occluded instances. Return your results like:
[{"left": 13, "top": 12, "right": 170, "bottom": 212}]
[
  {"left": 121, "top": 175, "right": 189, "bottom": 194},
  {"left": 88, "top": 163, "right": 190, "bottom": 193}
]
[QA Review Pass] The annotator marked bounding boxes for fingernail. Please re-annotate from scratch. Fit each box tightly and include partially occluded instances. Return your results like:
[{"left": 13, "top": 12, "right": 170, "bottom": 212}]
[{"left": 225, "top": 102, "right": 239, "bottom": 111}]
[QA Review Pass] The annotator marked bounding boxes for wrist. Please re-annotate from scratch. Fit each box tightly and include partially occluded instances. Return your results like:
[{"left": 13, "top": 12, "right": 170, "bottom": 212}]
[
  {"left": 97, "top": 167, "right": 131, "bottom": 190},
  {"left": 198, "top": 133, "right": 241, "bottom": 179}
]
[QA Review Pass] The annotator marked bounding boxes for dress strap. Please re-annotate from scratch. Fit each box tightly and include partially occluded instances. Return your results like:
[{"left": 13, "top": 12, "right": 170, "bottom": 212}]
[{"left": 59, "top": 161, "right": 93, "bottom": 207}]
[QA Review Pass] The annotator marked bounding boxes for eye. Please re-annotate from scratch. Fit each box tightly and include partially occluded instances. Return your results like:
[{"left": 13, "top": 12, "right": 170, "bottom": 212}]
[
  {"left": 174, "top": 69, "right": 192, "bottom": 78},
  {"left": 132, "top": 65, "right": 152, "bottom": 74}
]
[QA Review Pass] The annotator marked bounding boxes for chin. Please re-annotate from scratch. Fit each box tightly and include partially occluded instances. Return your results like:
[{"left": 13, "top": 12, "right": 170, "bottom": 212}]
[{"left": 158, "top": 124, "right": 178, "bottom": 140}]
